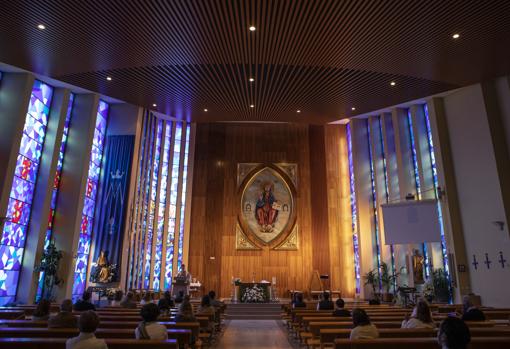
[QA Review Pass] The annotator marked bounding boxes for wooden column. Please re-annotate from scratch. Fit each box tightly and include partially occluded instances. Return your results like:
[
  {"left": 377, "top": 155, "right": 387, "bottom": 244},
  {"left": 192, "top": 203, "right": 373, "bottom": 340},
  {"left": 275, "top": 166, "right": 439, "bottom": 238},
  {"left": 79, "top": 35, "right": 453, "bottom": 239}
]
[{"left": 309, "top": 125, "right": 331, "bottom": 277}]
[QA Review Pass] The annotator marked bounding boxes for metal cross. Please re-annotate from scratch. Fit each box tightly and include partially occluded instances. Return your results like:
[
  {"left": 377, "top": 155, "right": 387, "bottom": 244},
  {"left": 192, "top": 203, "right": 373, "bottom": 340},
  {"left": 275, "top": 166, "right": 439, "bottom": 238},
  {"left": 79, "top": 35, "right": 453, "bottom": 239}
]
[
  {"left": 499, "top": 251, "right": 507, "bottom": 268},
  {"left": 472, "top": 255, "right": 478, "bottom": 270},
  {"left": 484, "top": 253, "right": 491, "bottom": 269}
]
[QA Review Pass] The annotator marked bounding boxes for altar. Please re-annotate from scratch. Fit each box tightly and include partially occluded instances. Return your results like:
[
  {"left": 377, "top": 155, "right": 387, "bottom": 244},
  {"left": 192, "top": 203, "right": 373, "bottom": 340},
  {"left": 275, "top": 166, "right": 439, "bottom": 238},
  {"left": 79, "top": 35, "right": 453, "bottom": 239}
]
[{"left": 236, "top": 282, "right": 272, "bottom": 303}]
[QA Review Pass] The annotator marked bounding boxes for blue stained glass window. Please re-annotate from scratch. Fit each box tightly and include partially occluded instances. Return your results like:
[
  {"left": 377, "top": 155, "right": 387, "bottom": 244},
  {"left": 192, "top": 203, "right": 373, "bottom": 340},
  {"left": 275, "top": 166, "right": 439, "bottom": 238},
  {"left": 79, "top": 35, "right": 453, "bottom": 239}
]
[
  {"left": 164, "top": 123, "right": 183, "bottom": 289},
  {"left": 376, "top": 117, "right": 397, "bottom": 290},
  {"left": 367, "top": 120, "right": 383, "bottom": 290},
  {"left": 423, "top": 104, "right": 451, "bottom": 299},
  {"left": 0, "top": 80, "right": 53, "bottom": 305},
  {"left": 36, "top": 93, "right": 74, "bottom": 302},
  {"left": 177, "top": 124, "right": 190, "bottom": 271},
  {"left": 71, "top": 100, "right": 108, "bottom": 300},
  {"left": 407, "top": 109, "right": 430, "bottom": 278},
  {"left": 346, "top": 123, "right": 361, "bottom": 294}
]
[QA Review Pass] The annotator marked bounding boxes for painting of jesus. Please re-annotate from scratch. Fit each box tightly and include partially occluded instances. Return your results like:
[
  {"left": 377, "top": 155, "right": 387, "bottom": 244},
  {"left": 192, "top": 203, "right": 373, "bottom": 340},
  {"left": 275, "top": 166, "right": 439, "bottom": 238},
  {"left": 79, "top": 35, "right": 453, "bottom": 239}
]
[{"left": 255, "top": 183, "right": 279, "bottom": 232}]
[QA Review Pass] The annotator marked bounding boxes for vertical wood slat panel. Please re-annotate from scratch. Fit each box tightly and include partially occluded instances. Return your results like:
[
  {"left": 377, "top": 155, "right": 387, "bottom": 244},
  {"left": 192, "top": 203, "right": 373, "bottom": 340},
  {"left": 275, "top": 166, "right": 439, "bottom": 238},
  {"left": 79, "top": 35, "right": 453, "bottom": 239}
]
[{"left": 188, "top": 122, "right": 353, "bottom": 298}]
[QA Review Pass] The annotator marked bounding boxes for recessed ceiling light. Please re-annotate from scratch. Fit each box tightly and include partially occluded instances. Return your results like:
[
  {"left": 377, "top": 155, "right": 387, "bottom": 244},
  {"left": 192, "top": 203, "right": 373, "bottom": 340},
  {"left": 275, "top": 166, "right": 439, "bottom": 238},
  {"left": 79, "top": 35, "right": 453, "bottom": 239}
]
[
  {"left": 249, "top": 78, "right": 255, "bottom": 82},
  {"left": 250, "top": 104, "right": 255, "bottom": 108},
  {"left": 297, "top": 110, "right": 301, "bottom": 113},
  {"left": 452, "top": 33, "right": 460, "bottom": 39},
  {"left": 37, "top": 24, "right": 46, "bottom": 30},
  {"left": 106, "top": 76, "right": 112, "bottom": 81},
  {"left": 351, "top": 107, "right": 356, "bottom": 111},
  {"left": 390, "top": 81, "right": 396, "bottom": 86},
  {"left": 249, "top": 26, "right": 256, "bottom": 32},
  {"left": 204, "top": 108, "right": 208, "bottom": 112},
  {"left": 152, "top": 103, "right": 157, "bottom": 107}
]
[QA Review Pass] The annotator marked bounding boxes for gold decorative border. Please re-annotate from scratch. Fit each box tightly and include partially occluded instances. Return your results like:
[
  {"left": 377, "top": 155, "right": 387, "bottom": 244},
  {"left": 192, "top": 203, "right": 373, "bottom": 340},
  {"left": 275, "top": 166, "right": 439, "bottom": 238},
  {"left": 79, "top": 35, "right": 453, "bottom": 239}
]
[
  {"left": 235, "top": 223, "right": 261, "bottom": 250},
  {"left": 274, "top": 225, "right": 299, "bottom": 250}
]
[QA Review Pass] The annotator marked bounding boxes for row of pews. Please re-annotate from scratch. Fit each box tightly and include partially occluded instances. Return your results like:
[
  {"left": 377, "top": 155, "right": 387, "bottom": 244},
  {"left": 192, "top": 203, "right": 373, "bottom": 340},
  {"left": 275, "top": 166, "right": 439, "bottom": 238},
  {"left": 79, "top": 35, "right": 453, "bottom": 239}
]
[
  {"left": 281, "top": 301, "right": 510, "bottom": 349},
  {"left": 0, "top": 301, "right": 226, "bottom": 348}
]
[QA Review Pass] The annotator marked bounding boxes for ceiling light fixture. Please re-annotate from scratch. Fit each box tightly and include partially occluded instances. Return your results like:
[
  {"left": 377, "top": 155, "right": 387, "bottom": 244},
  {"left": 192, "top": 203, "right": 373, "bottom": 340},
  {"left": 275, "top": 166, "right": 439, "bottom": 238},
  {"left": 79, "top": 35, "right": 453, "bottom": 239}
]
[
  {"left": 152, "top": 103, "right": 157, "bottom": 107},
  {"left": 249, "top": 78, "right": 255, "bottom": 82},
  {"left": 204, "top": 108, "right": 208, "bottom": 112},
  {"left": 250, "top": 104, "right": 255, "bottom": 108},
  {"left": 297, "top": 110, "right": 301, "bottom": 113},
  {"left": 351, "top": 107, "right": 356, "bottom": 111},
  {"left": 106, "top": 76, "right": 112, "bottom": 81},
  {"left": 249, "top": 26, "right": 256, "bottom": 32},
  {"left": 390, "top": 81, "right": 396, "bottom": 86},
  {"left": 452, "top": 33, "right": 460, "bottom": 39},
  {"left": 37, "top": 24, "right": 46, "bottom": 30}
]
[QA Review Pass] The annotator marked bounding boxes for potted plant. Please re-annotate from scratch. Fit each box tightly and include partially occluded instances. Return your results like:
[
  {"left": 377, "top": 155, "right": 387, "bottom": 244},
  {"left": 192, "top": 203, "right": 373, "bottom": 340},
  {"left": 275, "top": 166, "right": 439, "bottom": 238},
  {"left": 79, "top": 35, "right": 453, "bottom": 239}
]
[
  {"left": 363, "top": 269, "right": 380, "bottom": 303},
  {"left": 378, "top": 262, "right": 401, "bottom": 302},
  {"left": 432, "top": 268, "right": 450, "bottom": 303},
  {"left": 34, "top": 240, "right": 63, "bottom": 301}
]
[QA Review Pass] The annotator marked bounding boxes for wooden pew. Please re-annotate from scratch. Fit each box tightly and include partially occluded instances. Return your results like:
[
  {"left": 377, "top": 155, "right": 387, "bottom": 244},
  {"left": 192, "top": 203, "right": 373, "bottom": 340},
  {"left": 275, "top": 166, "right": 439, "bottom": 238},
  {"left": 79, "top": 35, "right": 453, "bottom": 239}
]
[
  {"left": 0, "top": 337, "right": 178, "bottom": 348},
  {"left": 0, "top": 327, "right": 191, "bottom": 346},
  {"left": 334, "top": 337, "right": 510, "bottom": 349},
  {"left": 0, "top": 310, "right": 25, "bottom": 319},
  {"left": 321, "top": 327, "right": 510, "bottom": 347}
]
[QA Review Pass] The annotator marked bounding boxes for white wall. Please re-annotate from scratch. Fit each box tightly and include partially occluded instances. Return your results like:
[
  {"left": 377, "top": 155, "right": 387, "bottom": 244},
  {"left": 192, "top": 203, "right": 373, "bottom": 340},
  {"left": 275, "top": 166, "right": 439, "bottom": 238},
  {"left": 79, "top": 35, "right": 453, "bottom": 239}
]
[{"left": 443, "top": 83, "right": 510, "bottom": 307}]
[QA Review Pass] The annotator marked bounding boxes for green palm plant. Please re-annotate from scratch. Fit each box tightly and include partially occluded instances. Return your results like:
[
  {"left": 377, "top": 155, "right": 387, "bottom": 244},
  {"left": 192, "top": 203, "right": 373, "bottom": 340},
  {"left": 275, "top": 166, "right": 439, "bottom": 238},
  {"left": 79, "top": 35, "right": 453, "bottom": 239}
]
[{"left": 34, "top": 240, "right": 63, "bottom": 301}]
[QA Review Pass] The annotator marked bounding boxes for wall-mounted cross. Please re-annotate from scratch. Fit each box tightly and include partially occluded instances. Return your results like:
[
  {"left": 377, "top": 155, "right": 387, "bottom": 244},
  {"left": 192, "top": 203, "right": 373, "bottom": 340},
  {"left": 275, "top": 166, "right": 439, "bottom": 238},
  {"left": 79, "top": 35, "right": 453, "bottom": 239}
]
[
  {"left": 472, "top": 255, "right": 478, "bottom": 270},
  {"left": 499, "top": 251, "right": 507, "bottom": 268},
  {"left": 484, "top": 253, "right": 491, "bottom": 270}
]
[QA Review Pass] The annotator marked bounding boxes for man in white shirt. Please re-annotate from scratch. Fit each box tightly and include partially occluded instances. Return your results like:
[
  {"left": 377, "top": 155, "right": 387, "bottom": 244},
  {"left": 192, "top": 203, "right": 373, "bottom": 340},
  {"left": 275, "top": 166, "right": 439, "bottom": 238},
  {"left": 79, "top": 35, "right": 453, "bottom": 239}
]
[{"left": 66, "top": 311, "right": 108, "bottom": 349}]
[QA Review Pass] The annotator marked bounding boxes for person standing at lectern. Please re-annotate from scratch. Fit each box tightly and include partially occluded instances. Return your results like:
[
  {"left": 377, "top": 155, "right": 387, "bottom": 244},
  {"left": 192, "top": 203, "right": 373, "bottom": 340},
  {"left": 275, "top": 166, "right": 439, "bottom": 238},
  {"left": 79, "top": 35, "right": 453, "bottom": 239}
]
[{"left": 177, "top": 264, "right": 192, "bottom": 282}]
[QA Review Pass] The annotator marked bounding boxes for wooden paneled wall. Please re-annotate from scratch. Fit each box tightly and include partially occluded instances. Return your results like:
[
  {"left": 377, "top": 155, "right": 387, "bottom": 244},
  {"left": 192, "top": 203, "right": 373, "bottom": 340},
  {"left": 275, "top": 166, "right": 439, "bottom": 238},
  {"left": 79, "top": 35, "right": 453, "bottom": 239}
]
[{"left": 188, "top": 123, "right": 354, "bottom": 298}]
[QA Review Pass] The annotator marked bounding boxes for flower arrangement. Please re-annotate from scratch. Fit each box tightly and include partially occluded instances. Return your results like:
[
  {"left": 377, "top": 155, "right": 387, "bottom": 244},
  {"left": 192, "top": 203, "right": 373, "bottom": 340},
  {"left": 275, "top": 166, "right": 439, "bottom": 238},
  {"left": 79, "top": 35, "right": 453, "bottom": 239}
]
[
  {"left": 423, "top": 281, "right": 435, "bottom": 302},
  {"left": 241, "top": 284, "right": 266, "bottom": 303},
  {"left": 101, "top": 288, "right": 120, "bottom": 300}
]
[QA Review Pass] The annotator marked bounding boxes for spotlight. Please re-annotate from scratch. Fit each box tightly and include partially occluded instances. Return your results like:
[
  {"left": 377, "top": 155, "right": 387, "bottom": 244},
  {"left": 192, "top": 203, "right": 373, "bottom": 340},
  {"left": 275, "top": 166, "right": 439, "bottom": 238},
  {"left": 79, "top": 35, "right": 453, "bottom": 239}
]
[
  {"left": 249, "top": 26, "right": 256, "bottom": 32},
  {"left": 297, "top": 110, "right": 301, "bottom": 113},
  {"left": 249, "top": 78, "right": 255, "bottom": 82},
  {"left": 204, "top": 108, "right": 208, "bottom": 112},
  {"left": 452, "top": 33, "right": 460, "bottom": 39},
  {"left": 152, "top": 103, "right": 157, "bottom": 107},
  {"left": 106, "top": 76, "right": 112, "bottom": 81},
  {"left": 37, "top": 24, "right": 46, "bottom": 30},
  {"left": 351, "top": 107, "right": 356, "bottom": 111},
  {"left": 250, "top": 104, "right": 255, "bottom": 108},
  {"left": 390, "top": 81, "right": 396, "bottom": 86}
]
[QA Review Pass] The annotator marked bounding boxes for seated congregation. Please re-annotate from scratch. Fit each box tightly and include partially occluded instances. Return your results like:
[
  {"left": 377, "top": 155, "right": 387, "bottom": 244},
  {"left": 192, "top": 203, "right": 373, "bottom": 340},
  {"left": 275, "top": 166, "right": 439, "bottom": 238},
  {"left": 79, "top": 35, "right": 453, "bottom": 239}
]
[
  {"left": 284, "top": 291, "right": 510, "bottom": 349},
  {"left": 0, "top": 290, "right": 225, "bottom": 349}
]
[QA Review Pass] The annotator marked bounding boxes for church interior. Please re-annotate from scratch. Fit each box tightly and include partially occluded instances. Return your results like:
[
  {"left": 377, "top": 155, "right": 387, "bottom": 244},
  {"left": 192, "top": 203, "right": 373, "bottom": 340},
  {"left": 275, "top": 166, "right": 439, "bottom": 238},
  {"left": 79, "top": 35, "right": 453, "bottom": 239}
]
[{"left": 0, "top": 1, "right": 509, "bottom": 348}]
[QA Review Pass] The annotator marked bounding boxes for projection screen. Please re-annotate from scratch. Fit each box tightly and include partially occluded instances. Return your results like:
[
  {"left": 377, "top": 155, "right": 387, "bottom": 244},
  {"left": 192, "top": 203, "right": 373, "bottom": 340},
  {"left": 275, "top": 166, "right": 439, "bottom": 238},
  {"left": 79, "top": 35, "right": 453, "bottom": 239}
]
[{"left": 381, "top": 199, "right": 441, "bottom": 245}]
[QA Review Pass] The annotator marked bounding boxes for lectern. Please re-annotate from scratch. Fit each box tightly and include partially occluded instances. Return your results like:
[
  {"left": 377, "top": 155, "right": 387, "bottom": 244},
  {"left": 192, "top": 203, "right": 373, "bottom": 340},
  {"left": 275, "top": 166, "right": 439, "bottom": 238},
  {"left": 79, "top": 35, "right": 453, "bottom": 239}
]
[{"left": 172, "top": 276, "right": 190, "bottom": 296}]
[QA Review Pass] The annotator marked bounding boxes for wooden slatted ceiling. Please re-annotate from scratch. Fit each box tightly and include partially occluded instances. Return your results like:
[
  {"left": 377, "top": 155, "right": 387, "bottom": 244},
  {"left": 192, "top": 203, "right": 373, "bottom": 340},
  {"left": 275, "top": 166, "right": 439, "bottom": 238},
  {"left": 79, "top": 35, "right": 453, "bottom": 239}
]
[{"left": 0, "top": 0, "right": 509, "bottom": 123}]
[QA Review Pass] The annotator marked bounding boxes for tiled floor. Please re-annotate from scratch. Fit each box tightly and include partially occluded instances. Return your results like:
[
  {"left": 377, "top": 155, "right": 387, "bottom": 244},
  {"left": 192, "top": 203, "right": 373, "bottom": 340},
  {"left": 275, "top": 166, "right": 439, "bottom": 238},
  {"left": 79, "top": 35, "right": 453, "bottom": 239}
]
[{"left": 213, "top": 320, "right": 294, "bottom": 349}]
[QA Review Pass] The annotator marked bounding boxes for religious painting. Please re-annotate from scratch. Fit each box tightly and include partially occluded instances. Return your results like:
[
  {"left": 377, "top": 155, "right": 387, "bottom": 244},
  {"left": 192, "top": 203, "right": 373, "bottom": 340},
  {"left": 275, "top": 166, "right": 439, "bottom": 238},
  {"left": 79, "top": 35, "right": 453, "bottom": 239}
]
[{"left": 239, "top": 166, "right": 295, "bottom": 246}]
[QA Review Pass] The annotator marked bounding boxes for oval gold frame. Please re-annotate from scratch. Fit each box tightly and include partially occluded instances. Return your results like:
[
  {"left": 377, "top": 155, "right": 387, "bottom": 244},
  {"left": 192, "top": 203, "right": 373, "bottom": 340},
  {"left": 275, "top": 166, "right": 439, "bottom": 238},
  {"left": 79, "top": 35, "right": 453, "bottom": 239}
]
[{"left": 237, "top": 164, "right": 297, "bottom": 249}]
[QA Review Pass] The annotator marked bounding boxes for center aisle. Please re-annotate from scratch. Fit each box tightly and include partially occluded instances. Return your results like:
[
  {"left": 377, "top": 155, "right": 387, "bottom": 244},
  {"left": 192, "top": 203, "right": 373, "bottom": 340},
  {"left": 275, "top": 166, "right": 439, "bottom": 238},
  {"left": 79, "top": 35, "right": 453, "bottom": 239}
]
[{"left": 213, "top": 319, "right": 294, "bottom": 349}]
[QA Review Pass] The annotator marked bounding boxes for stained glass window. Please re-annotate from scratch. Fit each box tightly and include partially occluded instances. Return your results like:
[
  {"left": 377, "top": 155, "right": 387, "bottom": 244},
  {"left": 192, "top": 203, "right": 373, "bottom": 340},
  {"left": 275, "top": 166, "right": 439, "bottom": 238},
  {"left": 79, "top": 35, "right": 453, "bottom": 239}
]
[
  {"left": 0, "top": 80, "right": 53, "bottom": 305},
  {"left": 376, "top": 117, "right": 397, "bottom": 290},
  {"left": 367, "top": 120, "right": 383, "bottom": 290},
  {"left": 153, "top": 122, "right": 172, "bottom": 290},
  {"left": 346, "top": 123, "right": 361, "bottom": 294},
  {"left": 71, "top": 100, "right": 108, "bottom": 300},
  {"left": 423, "top": 104, "right": 451, "bottom": 295},
  {"left": 164, "top": 123, "right": 182, "bottom": 289},
  {"left": 407, "top": 109, "right": 430, "bottom": 278},
  {"left": 35, "top": 93, "right": 74, "bottom": 301},
  {"left": 176, "top": 124, "right": 190, "bottom": 271},
  {"left": 143, "top": 119, "right": 163, "bottom": 289}
]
